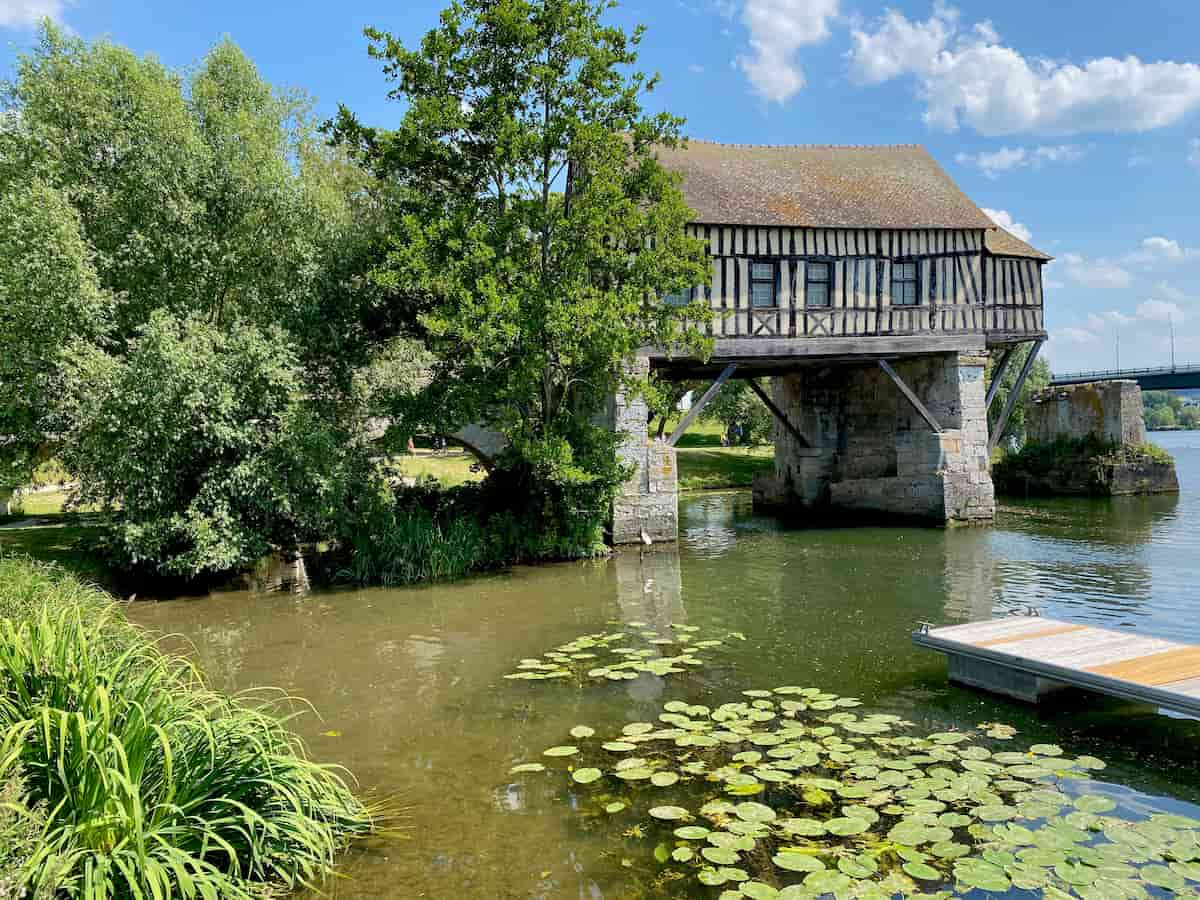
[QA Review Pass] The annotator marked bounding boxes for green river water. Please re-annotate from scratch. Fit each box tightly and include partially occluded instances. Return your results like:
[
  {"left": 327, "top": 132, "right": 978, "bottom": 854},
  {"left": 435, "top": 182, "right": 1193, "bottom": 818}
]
[{"left": 127, "top": 431, "right": 1200, "bottom": 899}]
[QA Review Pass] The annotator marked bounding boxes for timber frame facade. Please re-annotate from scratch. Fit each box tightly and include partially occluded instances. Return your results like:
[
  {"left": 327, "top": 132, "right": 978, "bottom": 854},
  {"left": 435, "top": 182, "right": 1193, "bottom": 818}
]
[{"left": 681, "top": 224, "right": 1044, "bottom": 343}]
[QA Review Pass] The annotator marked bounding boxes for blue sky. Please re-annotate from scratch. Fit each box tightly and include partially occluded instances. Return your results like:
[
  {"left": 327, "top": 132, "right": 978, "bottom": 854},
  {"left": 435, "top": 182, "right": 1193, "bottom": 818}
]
[{"left": 3, "top": 0, "right": 1200, "bottom": 374}]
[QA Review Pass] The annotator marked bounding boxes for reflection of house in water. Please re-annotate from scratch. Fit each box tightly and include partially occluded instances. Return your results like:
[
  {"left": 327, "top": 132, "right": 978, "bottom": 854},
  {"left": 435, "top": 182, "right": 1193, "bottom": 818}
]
[
  {"left": 679, "top": 493, "right": 743, "bottom": 555},
  {"left": 614, "top": 547, "right": 687, "bottom": 703},
  {"left": 941, "top": 529, "right": 997, "bottom": 623}
]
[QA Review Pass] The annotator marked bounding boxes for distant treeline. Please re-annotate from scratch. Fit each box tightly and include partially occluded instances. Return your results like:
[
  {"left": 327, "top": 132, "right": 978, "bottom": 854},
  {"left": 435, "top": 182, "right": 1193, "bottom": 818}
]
[{"left": 1144, "top": 391, "right": 1200, "bottom": 430}]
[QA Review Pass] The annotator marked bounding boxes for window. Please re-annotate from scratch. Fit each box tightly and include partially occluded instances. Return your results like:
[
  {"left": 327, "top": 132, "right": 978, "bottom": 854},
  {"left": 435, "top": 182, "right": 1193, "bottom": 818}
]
[
  {"left": 663, "top": 289, "right": 691, "bottom": 307},
  {"left": 892, "top": 261, "right": 919, "bottom": 306},
  {"left": 805, "top": 261, "right": 831, "bottom": 308},
  {"left": 750, "top": 261, "right": 777, "bottom": 308}
]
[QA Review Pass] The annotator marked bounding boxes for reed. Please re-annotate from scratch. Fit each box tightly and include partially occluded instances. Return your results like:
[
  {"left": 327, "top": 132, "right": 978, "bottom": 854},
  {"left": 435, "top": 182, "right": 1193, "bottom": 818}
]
[{"left": 0, "top": 557, "right": 376, "bottom": 899}]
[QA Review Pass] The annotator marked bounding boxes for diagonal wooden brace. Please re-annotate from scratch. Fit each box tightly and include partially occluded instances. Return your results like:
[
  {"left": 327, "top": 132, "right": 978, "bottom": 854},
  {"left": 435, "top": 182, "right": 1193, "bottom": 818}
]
[
  {"left": 746, "top": 379, "right": 811, "bottom": 448},
  {"left": 989, "top": 339, "right": 1044, "bottom": 454},
  {"left": 985, "top": 346, "right": 1016, "bottom": 411},
  {"left": 878, "top": 359, "right": 943, "bottom": 433},
  {"left": 667, "top": 363, "right": 738, "bottom": 447}
]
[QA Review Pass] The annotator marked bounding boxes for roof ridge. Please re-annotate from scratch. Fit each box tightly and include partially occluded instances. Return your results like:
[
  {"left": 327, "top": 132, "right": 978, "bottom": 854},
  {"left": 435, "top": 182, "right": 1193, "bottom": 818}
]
[{"left": 680, "top": 139, "right": 927, "bottom": 150}]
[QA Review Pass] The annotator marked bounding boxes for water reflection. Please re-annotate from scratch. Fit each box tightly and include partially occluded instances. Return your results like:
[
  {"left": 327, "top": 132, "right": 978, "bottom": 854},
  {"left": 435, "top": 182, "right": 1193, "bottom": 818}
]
[{"left": 123, "top": 446, "right": 1200, "bottom": 899}]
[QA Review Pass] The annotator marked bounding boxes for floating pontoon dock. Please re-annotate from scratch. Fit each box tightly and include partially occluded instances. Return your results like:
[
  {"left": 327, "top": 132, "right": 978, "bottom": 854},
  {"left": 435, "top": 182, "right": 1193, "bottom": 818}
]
[{"left": 914, "top": 616, "right": 1200, "bottom": 717}]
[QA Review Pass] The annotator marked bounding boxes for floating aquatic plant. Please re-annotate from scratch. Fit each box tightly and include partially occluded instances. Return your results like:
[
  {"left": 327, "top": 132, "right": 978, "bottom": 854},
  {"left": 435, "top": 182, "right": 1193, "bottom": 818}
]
[
  {"left": 503, "top": 622, "right": 744, "bottom": 683},
  {"left": 511, "top": 683, "right": 1200, "bottom": 898}
]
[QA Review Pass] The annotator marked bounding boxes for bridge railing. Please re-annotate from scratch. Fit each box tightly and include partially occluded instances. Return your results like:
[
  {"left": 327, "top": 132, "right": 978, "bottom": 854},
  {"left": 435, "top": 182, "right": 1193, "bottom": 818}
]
[{"left": 1050, "top": 364, "right": 1200, "bottom": 382}]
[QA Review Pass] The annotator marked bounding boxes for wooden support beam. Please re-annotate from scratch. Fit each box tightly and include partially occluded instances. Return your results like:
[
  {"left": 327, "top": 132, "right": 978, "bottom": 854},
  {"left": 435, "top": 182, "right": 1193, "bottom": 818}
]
[
  {"left": 985, "top": 346, "right": 1015, "bottom": 411},
  {"left": 746, "top": 379, "right": 810, "bottom": 448},
  {"left": 667, "top": 363, "right": 737, "bottom": 447},
  {"left": 989, "top": 339, "right": 1044, "bottom": 455},
  {"left": 878, "top": 359, "right": 943, "bottom": 434}
]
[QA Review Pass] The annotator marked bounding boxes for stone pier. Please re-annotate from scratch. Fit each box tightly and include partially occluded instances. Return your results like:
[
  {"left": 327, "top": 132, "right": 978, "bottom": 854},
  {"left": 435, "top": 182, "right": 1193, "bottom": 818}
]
[
  {"left": 611, "top": 357, "right": 679, "bottom": 545},
  {"left": 753, "top": 352, "right": 995, "bottom": 524}
]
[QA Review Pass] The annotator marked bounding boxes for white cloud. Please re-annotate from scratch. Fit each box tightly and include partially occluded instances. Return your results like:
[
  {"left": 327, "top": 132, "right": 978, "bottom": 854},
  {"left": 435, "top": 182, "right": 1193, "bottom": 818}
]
[
  {"left": 1190, "top": 139, "right": 1200, "bottom": 170},
  {"left": 0, "top": 0, "right": 69, "bottom": 26},
  {"left": 956, "top": 144, "right": 1083, "bottom": 178},
  {"left": 1086, "top": 311, "right": 1134, "bottom": 329},
  {"left": 1123, "top": 236, "right": 1197, "bottom": 265},
  {"left": 1137, "top": 299, "right": 1184, "bottom": 322},
  {"left": 847, "top": 3, "right": 1200, "bottom": 136},
  {"left": 1060, "top": 252, "right": 1132, "bottom": 289},
  {"left": 1154, "top": 281, "right": 1190, "bottom": 303},
  {"left": 1052, "top": 327, "right": 1100, "bottom": 346},
  {"left": 737, "top": 0, "right": 840, "bottom": 104},
  {"left": 980, "top": 207, "right": 1032, "bottom": 243}
]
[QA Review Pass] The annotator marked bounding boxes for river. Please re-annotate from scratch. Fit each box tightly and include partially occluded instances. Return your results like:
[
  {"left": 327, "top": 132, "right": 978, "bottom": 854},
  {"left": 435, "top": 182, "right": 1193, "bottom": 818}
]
[{"left": 127, "top": 430, "right": 1200, "bottom": 899}]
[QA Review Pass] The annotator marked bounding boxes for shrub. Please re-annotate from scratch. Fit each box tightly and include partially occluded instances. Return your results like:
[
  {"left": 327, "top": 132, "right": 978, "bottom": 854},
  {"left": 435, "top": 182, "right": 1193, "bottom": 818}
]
[
  {"left": 332, "top": 453, "right": 612, "bottom": 587},
  {"left": 993, "top": 435, "right": 1174, "bottom": 497},
  {"left": 0, "top": 557, "right": 374, "bottom": 899},
  {"left": 58, "top": 312, "right": 366, "bottom": 580}
]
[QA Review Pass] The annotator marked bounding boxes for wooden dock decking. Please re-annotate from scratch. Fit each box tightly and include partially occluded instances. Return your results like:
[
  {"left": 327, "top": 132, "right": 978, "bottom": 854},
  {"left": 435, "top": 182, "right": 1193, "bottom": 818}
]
[{"left": 914, "top": 616, "right": 1200, "bottom": 718}]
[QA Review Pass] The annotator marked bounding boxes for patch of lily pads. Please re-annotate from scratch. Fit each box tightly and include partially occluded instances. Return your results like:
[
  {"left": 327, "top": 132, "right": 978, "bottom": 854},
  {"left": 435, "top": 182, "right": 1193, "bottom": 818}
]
[
  {"left": 511, "top": 684, "right": 1200, "bottom": 897},
  {"left": 503, "top": 622, "right": 746, "bottom": 683}
]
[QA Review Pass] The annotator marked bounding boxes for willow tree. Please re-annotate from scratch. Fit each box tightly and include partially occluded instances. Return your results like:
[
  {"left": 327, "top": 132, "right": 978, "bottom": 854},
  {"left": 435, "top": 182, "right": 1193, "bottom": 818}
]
[{"left": 329, "top": 0, "right": 711, "bottom": 504}]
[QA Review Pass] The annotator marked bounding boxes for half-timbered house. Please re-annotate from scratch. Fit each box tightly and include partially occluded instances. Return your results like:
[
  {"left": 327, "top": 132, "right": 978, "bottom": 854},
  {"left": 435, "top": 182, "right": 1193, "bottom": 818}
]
[{"left": 613, "top": 142, "right": 1051, "bottom": 544}]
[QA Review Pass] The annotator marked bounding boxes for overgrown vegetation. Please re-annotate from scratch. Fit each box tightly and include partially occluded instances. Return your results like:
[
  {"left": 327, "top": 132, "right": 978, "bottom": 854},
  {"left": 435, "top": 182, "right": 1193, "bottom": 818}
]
[
  {"left": 994, "top": 435, "right": 1174, "bottom": 496},
  {"left": 986, "top": 345, "right": 1051, "bottom": 449},
  {"left": 0, "top": 556, "right": 376, "bottom": 898}
]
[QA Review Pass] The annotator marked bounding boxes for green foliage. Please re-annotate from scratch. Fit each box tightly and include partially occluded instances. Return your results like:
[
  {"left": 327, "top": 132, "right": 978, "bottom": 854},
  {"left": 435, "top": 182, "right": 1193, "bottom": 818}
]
[
  {"left": 330, "top": 0, "right": 712, "bottom": 504},
  {"left": 993, "top": 435, "right": 1173, "bottom": 496},
  {"left": 333, "top": 455, "right": 611, "bottom": 586},
  {"left": 700, "top": 378, "right": 773, "bottom": 445},
  {"left": 1, "top": 25, "right": 408, "bottom": 578},
  {"left": 0, "top": 178, "right": 112, "bottom": 488},
  {"left": 58, "top": 313, "right": 364, "bottom": 578},
  {"left": 0, "top": 557, "right": 374, "bottom": 899},
  {"left": 986, "top": 346, "right": 1051, "bottom": 447},
  {"left": 1144, "top": 391, "right": 1200, "bottom": 430},
  {"left": 0, "top": 771, "right": 46, "bottom": 900}
]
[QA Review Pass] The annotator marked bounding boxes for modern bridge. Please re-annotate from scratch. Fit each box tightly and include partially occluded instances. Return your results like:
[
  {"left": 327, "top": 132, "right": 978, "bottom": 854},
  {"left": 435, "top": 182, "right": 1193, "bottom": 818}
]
[{"left": 1049, "top": 365, "right": 1200, "bottom": 391}]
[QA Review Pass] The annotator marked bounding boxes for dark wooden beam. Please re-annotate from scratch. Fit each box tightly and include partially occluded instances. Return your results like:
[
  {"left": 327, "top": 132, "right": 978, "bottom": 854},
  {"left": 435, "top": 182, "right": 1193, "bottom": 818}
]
[
  {"left": 878, "top": 359, "right": 943, "bottom": 434},
  {"left": 985, "top": 346, "right": 1016, "bottom": 411},
  {"left": 745, "top": 379, "right": 810, "bottom": 448},
  {"left": 989, "top": 339, "right": 1044, "bottom": 455},
  {"left": 667, "top": 363, "right": 737, "bottom": 447}
]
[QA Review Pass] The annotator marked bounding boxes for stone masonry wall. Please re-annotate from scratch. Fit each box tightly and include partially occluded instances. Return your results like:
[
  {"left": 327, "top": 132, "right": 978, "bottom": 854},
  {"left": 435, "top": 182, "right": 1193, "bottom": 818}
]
[
  {"left": 1028, "top": 381, "right": 1146, "bottom": 446},
  {"left": 611, "top": 356, "right": 679, "bottom": 544},
  {"left": 755, "top": 352, "right": 995, "bottom": 524}
]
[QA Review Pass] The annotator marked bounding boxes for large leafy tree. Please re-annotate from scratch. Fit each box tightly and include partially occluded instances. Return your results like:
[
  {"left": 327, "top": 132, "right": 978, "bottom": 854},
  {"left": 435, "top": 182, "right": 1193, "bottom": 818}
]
[
  {"left": 0, "top": 179, "right": 113, "bottom": 488},
  {"left": 0, "top": 25, "right": 402, "bottom": 571},
  {"left": 329, "top": 0, "right": 712, "bottom": 489}
]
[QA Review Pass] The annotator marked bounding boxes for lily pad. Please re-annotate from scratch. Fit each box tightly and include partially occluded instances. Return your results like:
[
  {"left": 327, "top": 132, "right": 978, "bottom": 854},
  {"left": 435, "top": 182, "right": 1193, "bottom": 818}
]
[
  {"left": 542, "top": 746, "right": 578, "bottom": 757},
  {"left": 648, "top": 805, "right": 689, "bottom": 821}
]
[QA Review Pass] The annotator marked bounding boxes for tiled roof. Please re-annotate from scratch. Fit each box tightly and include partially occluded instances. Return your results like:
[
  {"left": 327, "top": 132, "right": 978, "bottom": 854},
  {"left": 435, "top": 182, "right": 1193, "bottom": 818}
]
[
  {"left": 984, "top": 226, "right": 1054, "bottom": 261},
  {"left": 657, "top": 140, "right": 998, "bottom": 231}
]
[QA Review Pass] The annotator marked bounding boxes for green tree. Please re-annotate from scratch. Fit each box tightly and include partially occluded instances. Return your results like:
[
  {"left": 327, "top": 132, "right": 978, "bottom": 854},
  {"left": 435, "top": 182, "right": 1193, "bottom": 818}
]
[
  {"left": 987, "top": 345, "right": 1052, "bottom": 448},
  {"left": 329, "top": 0, "right": 712, "bottom": 501},
  {"left": 1181, "top": 406, "right": 1200, "bottom": 430},
  {"left": 1146, "top": 404, "right": 1178, "bottom": 431},
  {"left": 0, "top": 179, "right": 112, "bottom": 488},
  {"left": 702, "top": 378, "right": 773, "bottom": 445},
  {"left": 0, "top": 25, "right": 206, "bottom": 337},
  {"left": 59, "top": 313, "right": 361, "bottom": 578}
]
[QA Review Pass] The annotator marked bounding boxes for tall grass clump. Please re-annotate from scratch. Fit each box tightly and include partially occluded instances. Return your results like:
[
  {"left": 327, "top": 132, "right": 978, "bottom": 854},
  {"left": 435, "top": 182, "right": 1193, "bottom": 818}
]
[{"left": 0, "top": 556, "right": 376, "bottom": 899}]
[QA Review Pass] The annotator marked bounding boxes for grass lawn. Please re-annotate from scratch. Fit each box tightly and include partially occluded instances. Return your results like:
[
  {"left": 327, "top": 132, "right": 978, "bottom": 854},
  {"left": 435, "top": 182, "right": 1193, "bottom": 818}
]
[
  {"left": 394, "top": 449, "right": 484, "bottom": 487},
  {"left": 664, "top": 419, "right": 775, "bottom": 491},
  {"left": 677, "top": 445, "right": 773, "bottom": 491},
  {"left": 0, "top": 516, "right": 112, "bottom": 586}
]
